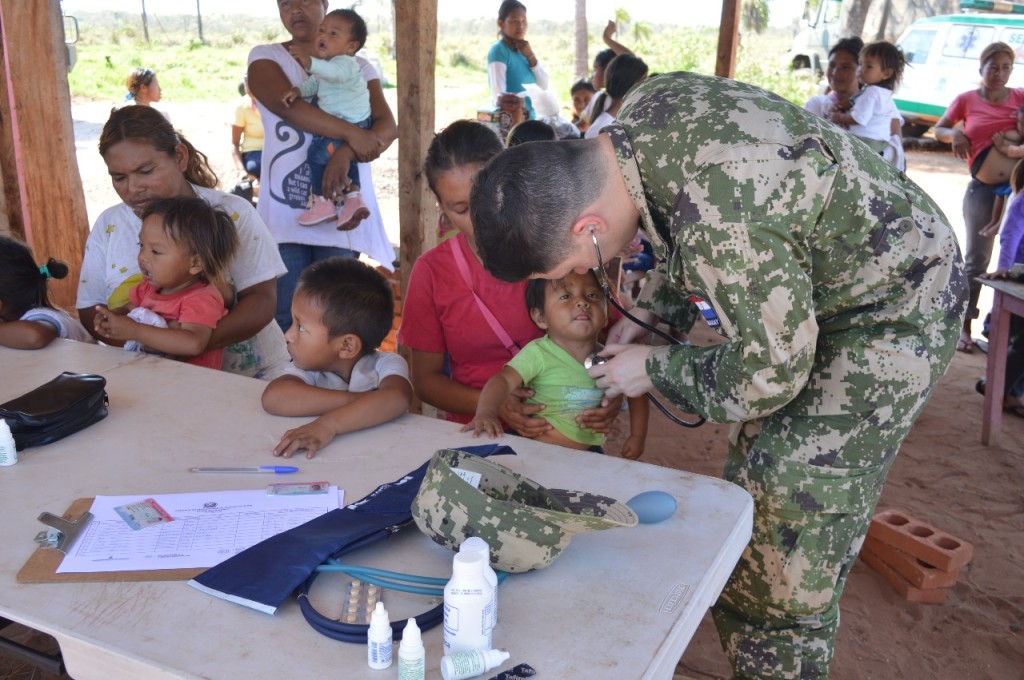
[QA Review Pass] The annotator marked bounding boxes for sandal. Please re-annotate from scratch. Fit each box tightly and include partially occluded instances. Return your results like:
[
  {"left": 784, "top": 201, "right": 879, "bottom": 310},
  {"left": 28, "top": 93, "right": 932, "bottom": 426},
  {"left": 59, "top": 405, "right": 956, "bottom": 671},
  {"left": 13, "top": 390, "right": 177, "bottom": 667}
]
[
  {"left": 957, "top": 332, "right": 976, "bottom": 353},
  {"left": 975, "top": 380, "right": 1024, "bottom": 417}
]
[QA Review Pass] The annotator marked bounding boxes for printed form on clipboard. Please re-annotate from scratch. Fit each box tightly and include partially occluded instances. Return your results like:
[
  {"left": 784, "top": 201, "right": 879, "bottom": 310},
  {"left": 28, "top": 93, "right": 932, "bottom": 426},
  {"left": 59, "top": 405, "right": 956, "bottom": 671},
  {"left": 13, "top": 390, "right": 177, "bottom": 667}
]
[{"left": 56, "top": 487, "right": 343, "bottom": 574}]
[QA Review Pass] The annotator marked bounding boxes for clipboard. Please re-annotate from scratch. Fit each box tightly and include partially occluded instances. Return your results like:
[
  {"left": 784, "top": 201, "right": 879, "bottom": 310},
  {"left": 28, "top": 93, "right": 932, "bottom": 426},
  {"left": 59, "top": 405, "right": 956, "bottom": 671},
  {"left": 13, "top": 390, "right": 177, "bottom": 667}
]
[{"left": 16, "top": 498, "right": 206, "bottom": 583}]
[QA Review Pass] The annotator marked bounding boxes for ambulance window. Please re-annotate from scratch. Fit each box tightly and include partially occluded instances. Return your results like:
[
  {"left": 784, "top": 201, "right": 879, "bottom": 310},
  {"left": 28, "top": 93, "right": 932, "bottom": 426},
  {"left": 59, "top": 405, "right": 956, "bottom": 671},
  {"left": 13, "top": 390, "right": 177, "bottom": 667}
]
[
  {"left": 943, "top": 24, "right": 996, "bottom": 60},
  {"left": 1000, "top": 29, "right": 1024, "bottom": 62},
  {"left": 900, "top": 29, "right": 937, "bottom": 65}
]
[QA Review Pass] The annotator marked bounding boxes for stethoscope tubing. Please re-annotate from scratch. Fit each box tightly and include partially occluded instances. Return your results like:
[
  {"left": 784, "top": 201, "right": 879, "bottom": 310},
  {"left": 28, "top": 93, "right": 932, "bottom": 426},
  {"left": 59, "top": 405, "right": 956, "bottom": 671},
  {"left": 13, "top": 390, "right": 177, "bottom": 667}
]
[{"left": 591, "top": 231, "right": 705, "bottom": 428}]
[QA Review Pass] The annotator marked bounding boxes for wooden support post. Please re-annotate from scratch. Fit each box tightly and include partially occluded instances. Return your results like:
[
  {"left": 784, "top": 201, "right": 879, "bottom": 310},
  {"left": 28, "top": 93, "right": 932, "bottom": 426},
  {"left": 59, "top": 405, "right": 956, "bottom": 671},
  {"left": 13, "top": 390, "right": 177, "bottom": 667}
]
[
  {"left": 0, "top": 0, "right": 90, "bottom": 311},
  {"left": 716, "top": 0, "right": 742, "bottom": 79},
  {"left": 394, "top": 0, "right": 438, "bottom": 416}
]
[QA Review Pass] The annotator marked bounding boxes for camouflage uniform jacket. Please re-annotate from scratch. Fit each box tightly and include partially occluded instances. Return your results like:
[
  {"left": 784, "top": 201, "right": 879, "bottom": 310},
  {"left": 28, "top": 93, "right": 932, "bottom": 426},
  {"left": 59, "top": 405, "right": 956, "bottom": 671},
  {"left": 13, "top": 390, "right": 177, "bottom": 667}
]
[{"left": 609, "top": 73, "right": 967, "bottom": 424}]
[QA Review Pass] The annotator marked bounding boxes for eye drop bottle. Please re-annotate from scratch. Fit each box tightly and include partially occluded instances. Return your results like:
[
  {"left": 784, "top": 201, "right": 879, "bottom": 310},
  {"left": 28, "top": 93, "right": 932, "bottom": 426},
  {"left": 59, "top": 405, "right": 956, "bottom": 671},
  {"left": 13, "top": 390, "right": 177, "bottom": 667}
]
[
  {"left": 443, "top": 551, "right": 494, "bottom": 653},
  {"left": 0, "top": 420, "right": 17, "bottom": 467},
  {"left": 397, "top": 617, "right": 425, "bottom": 680},
  {"left": 440, "top": 649, "right": 511, "bottom": 680},
  {"left": 459, "top": 537, "right": 498, "bottom": 630},
  {"left": 367, "top": 601, "right": 393, "bottom": 669}
]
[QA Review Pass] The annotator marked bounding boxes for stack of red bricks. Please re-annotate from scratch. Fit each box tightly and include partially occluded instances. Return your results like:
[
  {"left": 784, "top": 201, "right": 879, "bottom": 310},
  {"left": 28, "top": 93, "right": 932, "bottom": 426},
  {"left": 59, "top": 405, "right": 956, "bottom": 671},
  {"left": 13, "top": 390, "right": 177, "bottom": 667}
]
[{"left": 860, "top": 508, "right": 974, "bottom": 604}]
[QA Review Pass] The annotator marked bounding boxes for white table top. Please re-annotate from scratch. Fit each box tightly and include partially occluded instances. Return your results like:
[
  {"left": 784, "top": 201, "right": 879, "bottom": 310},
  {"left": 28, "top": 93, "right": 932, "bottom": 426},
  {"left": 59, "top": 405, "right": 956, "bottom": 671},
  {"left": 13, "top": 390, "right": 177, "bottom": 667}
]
[{"left": 0, "top": 341, "right": 752, "bottom": 680}]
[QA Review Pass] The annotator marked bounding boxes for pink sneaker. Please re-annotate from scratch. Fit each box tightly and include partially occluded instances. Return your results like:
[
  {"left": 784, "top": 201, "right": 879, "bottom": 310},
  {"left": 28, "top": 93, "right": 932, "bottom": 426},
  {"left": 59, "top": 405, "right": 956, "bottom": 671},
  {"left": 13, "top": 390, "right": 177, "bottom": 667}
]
[
  {"left": 336, "top": 192, "right": 370, "bottom": 231},
  {"left": 298, "top": 194, "right": 336, "bottom": 226}
]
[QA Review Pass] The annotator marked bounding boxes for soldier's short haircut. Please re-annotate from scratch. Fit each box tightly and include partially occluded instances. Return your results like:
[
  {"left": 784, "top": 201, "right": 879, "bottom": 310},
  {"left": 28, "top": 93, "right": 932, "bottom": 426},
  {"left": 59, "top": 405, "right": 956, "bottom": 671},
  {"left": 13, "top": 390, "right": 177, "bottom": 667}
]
[
  {"left": 296, "top": 257, "right": 393, "bottom": 354},
  {"left": 471, "top": 139, "right": 606, "bottom": 281}
]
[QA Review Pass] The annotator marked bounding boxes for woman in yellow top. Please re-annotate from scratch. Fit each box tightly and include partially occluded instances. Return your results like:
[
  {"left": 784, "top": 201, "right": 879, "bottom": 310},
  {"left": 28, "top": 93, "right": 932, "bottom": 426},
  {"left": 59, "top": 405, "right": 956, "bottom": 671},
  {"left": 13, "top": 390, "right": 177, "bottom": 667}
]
[{"left": 232, "top": 75, "right": 264, "bottom": 181}]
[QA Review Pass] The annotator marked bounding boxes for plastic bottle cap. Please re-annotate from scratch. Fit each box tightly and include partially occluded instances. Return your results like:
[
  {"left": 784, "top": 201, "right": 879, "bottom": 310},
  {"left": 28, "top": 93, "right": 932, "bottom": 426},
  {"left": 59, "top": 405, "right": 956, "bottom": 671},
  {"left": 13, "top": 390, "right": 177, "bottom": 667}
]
[
  {"left": 369, "top": 601, "right": 390, "bottom": 629},
  {"left": 452, "top": 550, "right": 485, "bottom": 577},
  {"left": 401, "top": 617, "right": 423, "bottom": 649},
  {"left": 459, "top": 536, "right": 489, "bottom": 556}
]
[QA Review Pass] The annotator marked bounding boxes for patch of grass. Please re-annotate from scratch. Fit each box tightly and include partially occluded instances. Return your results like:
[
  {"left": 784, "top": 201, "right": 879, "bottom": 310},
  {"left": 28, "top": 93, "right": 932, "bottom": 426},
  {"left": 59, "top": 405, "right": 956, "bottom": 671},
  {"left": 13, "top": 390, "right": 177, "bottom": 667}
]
[{"left": 67, "top": 11, "right": 817, "bottom": 119}]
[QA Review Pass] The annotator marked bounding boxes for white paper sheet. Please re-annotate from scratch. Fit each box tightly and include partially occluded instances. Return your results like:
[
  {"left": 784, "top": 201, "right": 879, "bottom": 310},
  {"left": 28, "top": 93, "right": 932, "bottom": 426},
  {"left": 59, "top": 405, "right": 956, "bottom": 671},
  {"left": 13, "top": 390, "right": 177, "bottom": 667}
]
[{"left": 56, "top": 487, "right": 343, "bottom": 573}]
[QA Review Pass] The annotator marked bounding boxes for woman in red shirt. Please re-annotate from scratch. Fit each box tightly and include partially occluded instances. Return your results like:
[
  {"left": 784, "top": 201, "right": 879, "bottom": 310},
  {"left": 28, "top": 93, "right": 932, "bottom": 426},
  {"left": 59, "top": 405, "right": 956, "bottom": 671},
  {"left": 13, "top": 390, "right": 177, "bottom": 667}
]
[{"left": 935, "top": 41, "right": 1024, "bottom": 352}]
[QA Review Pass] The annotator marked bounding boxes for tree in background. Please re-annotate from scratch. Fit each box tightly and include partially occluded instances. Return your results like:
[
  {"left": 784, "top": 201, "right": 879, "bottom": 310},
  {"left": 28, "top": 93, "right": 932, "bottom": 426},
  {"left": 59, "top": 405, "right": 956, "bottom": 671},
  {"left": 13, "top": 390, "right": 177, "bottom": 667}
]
[
  {"left": 742, "top": 0, "right": 770, "bottom": 34},
  {"left": 575, "top": 0, "right": 588, "bottom": 81}
]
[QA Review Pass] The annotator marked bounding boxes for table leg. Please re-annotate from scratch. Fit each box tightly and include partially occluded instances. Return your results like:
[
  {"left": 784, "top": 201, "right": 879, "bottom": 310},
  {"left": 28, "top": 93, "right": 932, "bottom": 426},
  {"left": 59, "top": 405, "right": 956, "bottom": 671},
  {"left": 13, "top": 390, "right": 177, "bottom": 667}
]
[{"left": 982, "top": 291, "right": 1009, "bottom": 445}]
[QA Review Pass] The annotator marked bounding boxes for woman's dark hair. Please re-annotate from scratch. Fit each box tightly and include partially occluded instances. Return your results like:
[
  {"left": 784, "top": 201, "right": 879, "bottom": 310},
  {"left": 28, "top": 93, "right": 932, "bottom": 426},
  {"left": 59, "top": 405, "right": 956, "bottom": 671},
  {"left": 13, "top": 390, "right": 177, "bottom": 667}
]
[
  {"left": 498, "top": 0, "right": 527, "bottom": 21},
  {"left": 327, "top": 8, "right": 368, "bottom": 51},
  {"left": 506, "top": 120, "right": 557, "bottom": 147},
  {"left": 829, "top": 36, "right": 864, "bottom": 63},
  {"left": 1012, "top": 159, "right": 1024, "bottom": 195},
  {"left": 99, "top": 105, "right": 218, "bottom": 189},
  {"left": 594, "top": 48, "right": 616, "bottom": 71},
  {"left": 125, "top": 67, "right": 156, "bottom": 101},
  {"left": 424, "top": 120, "right": 504, "bottom": 195},
  {"left": 861, "top": 40, "right": 906, "bottom": 90},
  {"left": 0, "top": 236, "right": 69, "bottom": 320},
  {"left": 590, "top": 54, "right": 649, "bottom": 120}
]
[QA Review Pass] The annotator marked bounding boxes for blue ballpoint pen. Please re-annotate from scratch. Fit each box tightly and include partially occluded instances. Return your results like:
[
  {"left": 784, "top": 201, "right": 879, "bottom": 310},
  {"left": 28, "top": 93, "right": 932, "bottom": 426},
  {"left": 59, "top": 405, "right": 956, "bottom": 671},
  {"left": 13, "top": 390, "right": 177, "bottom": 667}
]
[{"left": 188, "top": 466, "right": 300, "bottom": 474}]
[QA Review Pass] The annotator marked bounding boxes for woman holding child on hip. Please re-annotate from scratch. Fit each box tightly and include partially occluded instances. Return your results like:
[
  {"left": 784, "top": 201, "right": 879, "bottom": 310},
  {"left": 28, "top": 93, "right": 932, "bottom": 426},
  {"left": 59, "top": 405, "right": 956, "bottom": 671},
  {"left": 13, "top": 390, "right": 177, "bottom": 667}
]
[
  {"left": 248, "top": 0, "right": 397, "bottom": 332},
  {"left": 76, "top": 106, "right": 290, "bottom": 379},
  {"left": 934, "top": 41, "right": 1024, "bottom": 352}
]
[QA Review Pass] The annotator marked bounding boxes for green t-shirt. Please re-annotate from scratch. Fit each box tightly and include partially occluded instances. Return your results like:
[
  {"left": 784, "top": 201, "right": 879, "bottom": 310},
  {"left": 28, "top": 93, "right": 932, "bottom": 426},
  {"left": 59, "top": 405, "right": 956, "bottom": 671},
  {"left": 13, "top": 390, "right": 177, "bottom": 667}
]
[{"left": 508, "top": 336, "right": 605, "bottom": 446}]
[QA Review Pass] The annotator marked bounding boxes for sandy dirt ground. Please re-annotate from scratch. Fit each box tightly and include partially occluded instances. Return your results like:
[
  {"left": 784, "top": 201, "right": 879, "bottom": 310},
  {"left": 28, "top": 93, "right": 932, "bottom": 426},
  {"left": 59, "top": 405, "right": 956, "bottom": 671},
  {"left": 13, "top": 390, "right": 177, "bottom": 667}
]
[{"left": 1, "top": 101, "right": 1020, "bottom": 679}]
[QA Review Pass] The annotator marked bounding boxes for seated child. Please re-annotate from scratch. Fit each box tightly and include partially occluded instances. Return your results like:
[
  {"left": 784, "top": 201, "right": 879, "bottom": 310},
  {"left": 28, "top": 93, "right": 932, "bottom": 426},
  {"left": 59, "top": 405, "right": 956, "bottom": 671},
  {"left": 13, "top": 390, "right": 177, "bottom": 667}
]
[
  {"left": 978, "top": 106, "right": 1024, "bottom": 236},
  {"left": 0, "top": 236, "right": 93, "bottom": 349},
  {"left": 92, "top": 196, "right": 238, "bottom": 369},
  {"left": 282, "top": 8, "right": 372, "bottom": 231},
  {"left": 463, "top": 270, "right": 648, "bottom": 459},
  {"left": 262, "top": 257, "right": 412, "bottom": 459}
]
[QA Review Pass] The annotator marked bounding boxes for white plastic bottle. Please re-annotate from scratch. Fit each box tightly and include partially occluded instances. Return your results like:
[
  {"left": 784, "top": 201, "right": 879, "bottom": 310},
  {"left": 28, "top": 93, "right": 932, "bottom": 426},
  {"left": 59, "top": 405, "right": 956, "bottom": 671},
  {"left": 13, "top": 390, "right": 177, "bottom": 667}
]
[
  {"left": 367, "top": 601, "right": 393, "bottom": 669},
  {"left": 459, "top": 537, "right": 498, "bottom": 631},
  {"left": 443, "top": 551, "right": 494, "bottom": 653},
  {"left": 397, "top": 617, "right": 425, "bottom": 680},
  {"left": 0, "top": 420, "right": 17, "bottom": 467},
  {"left": 440, "top": 649, "right": 511, "bottom": 680}
]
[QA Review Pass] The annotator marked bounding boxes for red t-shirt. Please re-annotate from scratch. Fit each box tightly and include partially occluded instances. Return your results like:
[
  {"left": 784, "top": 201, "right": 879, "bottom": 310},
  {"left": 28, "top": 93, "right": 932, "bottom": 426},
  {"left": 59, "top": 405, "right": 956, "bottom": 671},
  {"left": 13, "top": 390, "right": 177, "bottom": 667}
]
[
  {"left": 944, "top": 88, "right": 1024, "bottom": 168},
  {"left": 398, "top": 234, "right": 542, "bottom": 423},
  {"left": 130, "top": 279, "right": 228, "bottom": 369}
]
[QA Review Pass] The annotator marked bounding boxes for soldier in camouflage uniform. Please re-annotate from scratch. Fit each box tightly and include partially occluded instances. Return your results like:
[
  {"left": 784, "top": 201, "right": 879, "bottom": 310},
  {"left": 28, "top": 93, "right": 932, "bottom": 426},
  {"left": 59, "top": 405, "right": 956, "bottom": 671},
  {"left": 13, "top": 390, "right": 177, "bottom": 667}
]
[{"left": 469, "top": 72, "right": 968, "bottom": 679}]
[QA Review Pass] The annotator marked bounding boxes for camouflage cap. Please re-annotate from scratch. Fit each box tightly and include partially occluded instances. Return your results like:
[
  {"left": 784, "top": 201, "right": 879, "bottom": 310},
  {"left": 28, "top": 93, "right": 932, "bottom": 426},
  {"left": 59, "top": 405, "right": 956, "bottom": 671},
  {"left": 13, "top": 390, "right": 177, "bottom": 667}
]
[{"left": 411, "top": 449, "right": 638, "bottom": 572}]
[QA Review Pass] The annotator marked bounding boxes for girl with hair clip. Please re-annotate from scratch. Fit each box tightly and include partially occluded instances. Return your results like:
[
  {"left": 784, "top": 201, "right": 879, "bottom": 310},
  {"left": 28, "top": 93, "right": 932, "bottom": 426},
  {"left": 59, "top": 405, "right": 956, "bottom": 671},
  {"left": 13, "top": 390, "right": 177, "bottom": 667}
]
[
  {"left": 76, "top": 105, "right": 290, "bottom": 379},
  {"left": 0, "top": 236, "right": 93, "bottom": 349},
  {"left": 124, "top": 67, "right": 170, "bottom": 121}
]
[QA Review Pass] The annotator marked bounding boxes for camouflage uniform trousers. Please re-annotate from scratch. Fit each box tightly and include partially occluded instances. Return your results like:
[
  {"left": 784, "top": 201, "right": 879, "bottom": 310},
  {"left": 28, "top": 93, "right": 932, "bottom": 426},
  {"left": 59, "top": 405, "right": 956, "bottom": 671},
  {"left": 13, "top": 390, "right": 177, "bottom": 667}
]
[{"left": 709, "top": 351, "right": 956, "bottom": 679}]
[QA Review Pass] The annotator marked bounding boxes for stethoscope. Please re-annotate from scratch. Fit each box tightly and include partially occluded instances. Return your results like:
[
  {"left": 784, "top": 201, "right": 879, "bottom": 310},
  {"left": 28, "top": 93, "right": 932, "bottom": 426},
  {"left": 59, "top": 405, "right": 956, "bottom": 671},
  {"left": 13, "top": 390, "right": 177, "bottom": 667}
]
[{"left": 586, "top": 230, "right": 705, "bottom": 429}]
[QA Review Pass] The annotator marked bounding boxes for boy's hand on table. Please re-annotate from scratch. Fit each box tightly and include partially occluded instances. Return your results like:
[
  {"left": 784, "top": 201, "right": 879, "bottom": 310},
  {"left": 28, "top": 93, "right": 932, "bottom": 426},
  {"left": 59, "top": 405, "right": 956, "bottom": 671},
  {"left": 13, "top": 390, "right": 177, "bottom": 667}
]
[{"left": 273, "top": 418, "right": 335, "bottom": 459}]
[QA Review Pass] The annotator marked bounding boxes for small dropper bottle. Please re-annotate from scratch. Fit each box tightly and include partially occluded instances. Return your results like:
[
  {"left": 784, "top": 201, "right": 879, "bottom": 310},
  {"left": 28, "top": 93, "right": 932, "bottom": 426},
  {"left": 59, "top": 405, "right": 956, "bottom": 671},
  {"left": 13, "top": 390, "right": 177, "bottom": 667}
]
[
  {"left": 397, "top": 617, "right": 425, "bottom": 680},
  {"left": 0, "top": 420, "right": 17, "bottom": 467},
  {"left": 367, "top": 601, "right": 393, "bottom": 669}
]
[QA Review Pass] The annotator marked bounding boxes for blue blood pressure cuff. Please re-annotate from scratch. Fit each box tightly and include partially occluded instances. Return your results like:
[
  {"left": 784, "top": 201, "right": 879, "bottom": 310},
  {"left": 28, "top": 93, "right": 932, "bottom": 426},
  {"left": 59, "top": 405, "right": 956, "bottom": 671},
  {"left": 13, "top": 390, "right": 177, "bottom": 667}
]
[{"left": 188, "top": 444, "right": 515, "bottom": 615}]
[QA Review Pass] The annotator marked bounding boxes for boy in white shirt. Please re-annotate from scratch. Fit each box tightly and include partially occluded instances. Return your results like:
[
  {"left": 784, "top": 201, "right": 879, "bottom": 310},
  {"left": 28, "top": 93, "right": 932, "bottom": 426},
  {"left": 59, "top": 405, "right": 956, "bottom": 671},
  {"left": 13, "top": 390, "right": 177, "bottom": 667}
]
[{"left": 262, "top": 257, "right": 411, "bottom": 459}]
